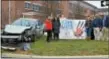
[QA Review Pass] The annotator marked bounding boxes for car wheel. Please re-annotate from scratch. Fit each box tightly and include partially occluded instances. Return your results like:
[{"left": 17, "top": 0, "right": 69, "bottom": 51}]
[{"left": 22, "top": 30, "right": 32, "bottom": 42}]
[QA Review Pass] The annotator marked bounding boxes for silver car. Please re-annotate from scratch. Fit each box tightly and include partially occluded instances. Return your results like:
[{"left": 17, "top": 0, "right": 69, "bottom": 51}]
[{"left": 1, "top": 18, "right": 44, "bottom": 44}]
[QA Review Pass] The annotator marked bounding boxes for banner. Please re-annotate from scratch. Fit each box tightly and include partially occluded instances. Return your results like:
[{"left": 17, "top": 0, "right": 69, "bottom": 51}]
[{"left": 59, "top": 19, "right": 86, "bottom": 39}]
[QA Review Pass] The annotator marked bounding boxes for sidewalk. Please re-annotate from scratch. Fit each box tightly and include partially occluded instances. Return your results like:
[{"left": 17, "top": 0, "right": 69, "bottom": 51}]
[{"left": 1, "top": 53, "right": 109, "bottom": 58}]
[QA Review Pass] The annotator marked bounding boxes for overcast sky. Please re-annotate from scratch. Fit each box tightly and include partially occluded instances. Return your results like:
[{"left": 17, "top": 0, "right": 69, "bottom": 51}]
[{"left": 85, "top": 1, "right": 108, "bottom": 8}]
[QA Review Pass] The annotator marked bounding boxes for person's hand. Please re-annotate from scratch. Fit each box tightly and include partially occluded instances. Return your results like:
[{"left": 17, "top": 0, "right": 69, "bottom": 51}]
[
  {"left": 74, "top": 21, "right": 84, "bottom": 37},
  {"left": 74, "top": 28, "right": 83, "bottom": 37}
]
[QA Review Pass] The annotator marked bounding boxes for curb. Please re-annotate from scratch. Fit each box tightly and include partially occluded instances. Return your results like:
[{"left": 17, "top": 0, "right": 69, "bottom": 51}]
[
  {"left": 2, "top": 53, "right": 32, "bottom": 58},
  {"left": 1, "top": 53, "right": 109, "bottom": 58}
]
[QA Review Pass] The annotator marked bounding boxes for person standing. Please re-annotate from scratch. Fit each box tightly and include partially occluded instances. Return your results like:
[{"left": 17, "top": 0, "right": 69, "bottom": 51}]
[
  {"left": 90, "top": 15, "right": 95, "bottom": 40},
  {"left": 92, "top": 14, "right": 103, "bottom": 40},
  {"left": 52, "top": 15, "right": 61, "bottom": 40},
  {"left": 85, "top": 16, "right": 93, "bottom": 40},
  {"left": 102, "top": 15, "right": 109, "bottom": 41},
  {"left": 44, "top": 16, "right": 53, "bottom": 42}
]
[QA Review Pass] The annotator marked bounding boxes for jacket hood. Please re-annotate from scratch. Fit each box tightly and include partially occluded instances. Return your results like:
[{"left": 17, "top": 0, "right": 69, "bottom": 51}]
[{"left": 4, "top": 25, "right": 31, "bottom": 34}]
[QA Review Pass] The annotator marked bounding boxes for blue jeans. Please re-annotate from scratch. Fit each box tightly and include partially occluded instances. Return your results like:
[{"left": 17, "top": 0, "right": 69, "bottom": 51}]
[
  {"left": 23, "top": 43, "right": 31, "bottom": 51},
  {"left": 86, "top": 27, "right": 92, "bottom": 37}
]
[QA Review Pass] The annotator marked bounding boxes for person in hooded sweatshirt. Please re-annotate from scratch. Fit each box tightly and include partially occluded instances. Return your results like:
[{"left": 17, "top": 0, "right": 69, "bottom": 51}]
[
  {"left": 44, "top": 16, "right": 53, "bottom": 42},
  {"left": 52, "top": 15, "right": 61, "bottom": 40},
  {"left": 85, "top": 16, "right": 93, "bottom": 40},
  {"left": 92, "top": 13, "right": 103, "bottom": 40}
]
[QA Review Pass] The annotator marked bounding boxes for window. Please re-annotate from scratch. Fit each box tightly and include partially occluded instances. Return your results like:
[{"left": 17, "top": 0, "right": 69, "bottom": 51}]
[
  {"left": 25, "top": 2, "right": 31, "bottom": 9},
  {"left": 56, "top": 9, "right": 62, "bottom": 14},
  {"left": 54, "top": 1, "right": 61, "bottom": 3},
  {"left": 40, "top": 6, "right": 46, "bottom": 12},
  {"left": 32, "top": 4, "right": 40, "bottom": 11}
]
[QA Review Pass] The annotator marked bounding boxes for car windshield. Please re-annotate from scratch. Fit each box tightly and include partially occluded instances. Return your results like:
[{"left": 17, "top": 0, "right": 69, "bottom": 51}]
[{"left": 12, "top": 18, "right": 38, "bottom": 27}]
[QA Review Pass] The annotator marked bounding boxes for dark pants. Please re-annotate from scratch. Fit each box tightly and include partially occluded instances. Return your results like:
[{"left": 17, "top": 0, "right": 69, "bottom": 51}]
[
  {"left": 47, "top": 30, "right": 52, "bottom": 42},
  {"left": 86, "top": 27, "right": 92, "bottom": 37},
  {"left": 53, "top": 33, "right": 59, "bottom": 40},
  {"left": 91, "top": 28, "right": 95, "bottom": 40}
]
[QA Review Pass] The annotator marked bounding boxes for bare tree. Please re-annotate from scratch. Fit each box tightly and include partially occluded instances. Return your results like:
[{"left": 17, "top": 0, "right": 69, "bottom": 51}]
[
  {"left": 72, "top": 1, "right": 85, "bottom": 19},
  {"left": 46, "top": 1, "right": 59, "bottom": 17}
]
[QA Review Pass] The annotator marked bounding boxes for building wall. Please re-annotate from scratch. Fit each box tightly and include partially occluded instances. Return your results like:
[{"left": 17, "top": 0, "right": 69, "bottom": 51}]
[
  {"left": 68, "top": 1, "right": 98, "bottom": 19},
  {"left": 1, "top": 1, "right": 47, "bottom": 28},
  {"left": 1, "top": 1, "right": 9, "bottom": 28},
  {"left": 98, "top": 8, "right": 108, "bottom": 15},
  {"left": 10, "top": 1, "right": 16, "bottom": 23},
  {"left": 23, "top": 1, "right": 48, "bottom": 20},
  {"left": 15, "top": 1, "right": 25, "bottom": 20},
  {"left": 2, "top": 1, "right": 101, "bottom": 28},
  {"left": 60, "top": 1, "right": 69, "bottom": 18}
]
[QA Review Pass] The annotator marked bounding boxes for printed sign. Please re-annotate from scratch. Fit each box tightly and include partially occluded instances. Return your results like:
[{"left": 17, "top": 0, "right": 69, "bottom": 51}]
[{"left": 59, "top": 19, "right": 86, "bottom": 39}]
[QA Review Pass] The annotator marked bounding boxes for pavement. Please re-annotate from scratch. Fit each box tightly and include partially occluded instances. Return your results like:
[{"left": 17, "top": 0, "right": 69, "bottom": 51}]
[{"left": 1, "top": 53, "right": 109, "bottom": 59}]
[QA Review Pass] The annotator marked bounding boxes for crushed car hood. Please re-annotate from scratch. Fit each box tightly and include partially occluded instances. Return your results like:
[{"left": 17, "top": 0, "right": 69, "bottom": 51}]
[{"left": 4, "top": 25, "right": 31, "bottom": 34}]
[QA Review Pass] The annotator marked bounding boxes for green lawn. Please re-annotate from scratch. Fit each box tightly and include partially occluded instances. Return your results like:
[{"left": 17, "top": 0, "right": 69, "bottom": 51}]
[
  {"left": 2, "top": 36, "right": 109, "bottom": 56},
  {"left": 30, "top": 36, "right": 108, "bottom": 56}
]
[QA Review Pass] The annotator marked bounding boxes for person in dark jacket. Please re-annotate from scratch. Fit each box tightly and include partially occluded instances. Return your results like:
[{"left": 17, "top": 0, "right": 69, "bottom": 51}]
[
  {"left": 92, "top": 14, "right": 103, "bottom": 40},
  {"left": 85, "top": 16, "right": 93, "bottom": 40},
  {"left": 104, "top": 15, "right": 109, "bottom": 28},
  {"left": 44, "top": 16, "right": 53, "bottom": 42},
  {"left": 52, "top": 15, "right": 61, "bottom": 40},
  {"left": 90, "top": 15, "right": 95, "bottom": 40},
  {"left": 101, "top": 15, "right": 109, "bottom": 41}
]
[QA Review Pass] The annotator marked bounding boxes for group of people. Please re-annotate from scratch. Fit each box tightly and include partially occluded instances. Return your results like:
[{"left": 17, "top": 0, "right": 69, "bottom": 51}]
[
  {"left": 21, "top": 13, "right": 108, "bottom": 51},
  {"left": 44, "top": 12, "right": 109, "bottom": 42},
  {"left": 44, "top": 15, "right": 61, "bottom": 42},
  {"left": 85, "top": 13, "right": 109, "bottom": 41}
]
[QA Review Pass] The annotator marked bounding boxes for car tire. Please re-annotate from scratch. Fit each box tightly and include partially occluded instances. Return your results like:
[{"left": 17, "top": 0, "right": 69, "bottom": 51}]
[{"left": 22, "top": 30, "right": 32, "bottom": 42}]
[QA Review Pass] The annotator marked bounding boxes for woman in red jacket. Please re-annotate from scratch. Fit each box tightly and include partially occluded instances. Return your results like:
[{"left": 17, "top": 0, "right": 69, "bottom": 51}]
[{"left": 44, "top": 16, "right": 53, "bottom": 42}]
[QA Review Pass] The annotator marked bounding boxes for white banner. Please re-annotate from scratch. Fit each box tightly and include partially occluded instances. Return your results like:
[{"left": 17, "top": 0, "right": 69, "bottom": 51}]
[{"left": 59, "top": 19, "right": 86, "bottom": 39}]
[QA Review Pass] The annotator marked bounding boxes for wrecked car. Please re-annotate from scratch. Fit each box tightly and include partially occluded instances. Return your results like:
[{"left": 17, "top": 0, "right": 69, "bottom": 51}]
[{"left": 1, "top": 18, "right": 43, "bottom": 45}]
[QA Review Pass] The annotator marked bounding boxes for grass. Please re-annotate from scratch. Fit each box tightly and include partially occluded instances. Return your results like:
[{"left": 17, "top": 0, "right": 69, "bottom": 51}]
[
  {"left": 30, "top": 36, "right": 108, "bottom": 56},
  {"left": 2, "top": 36, "right": 109, "bottom": 56}
]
